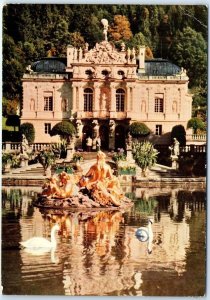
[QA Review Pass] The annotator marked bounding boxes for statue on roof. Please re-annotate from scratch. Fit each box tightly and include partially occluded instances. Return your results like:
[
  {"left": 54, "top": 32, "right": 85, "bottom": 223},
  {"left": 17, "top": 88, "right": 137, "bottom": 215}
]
[{"left": 101, "top": 19, "right": 109, "bottom": 41}]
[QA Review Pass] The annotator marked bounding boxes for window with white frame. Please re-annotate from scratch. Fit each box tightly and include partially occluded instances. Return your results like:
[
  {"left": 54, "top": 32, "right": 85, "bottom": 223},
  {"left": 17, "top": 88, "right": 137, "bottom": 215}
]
[
  {"left": 116, "top": 88, "right": 125, "bottom": 112},
  {"left": 44, "top": 123, "right": 51, "bottom": 134},
  {"left": 155, "top": 124, "right": 162, "bottom": 135},
  {"left": 84, "top": 88, "right": 93, "bottom": 112},
  {"left": 154, "top": 94, "right": 164, "bottom": 112},
  {"left": 44, "top": 92, "right": 53, "bottom": 111}
]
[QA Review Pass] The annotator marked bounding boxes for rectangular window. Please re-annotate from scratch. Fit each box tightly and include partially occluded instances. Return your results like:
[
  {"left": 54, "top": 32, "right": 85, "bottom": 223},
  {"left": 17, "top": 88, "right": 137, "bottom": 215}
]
[
  {"left": 116, "top": 95, "right": 125, "bottom": 112},
  {"left": 154, "top": 94, "right": 164, "bottom": 112},
  {"left": 155, "top": 125, "right": 162, "bottom": 135},
  {"left": 84, "top": 94, "right": 93, "bottom": 112},
  {"left": 44, "top": 123, "right": 51, "bottom": 134},
  {"left": 44, "top": 92, "right": 53, "bottom": 111}
]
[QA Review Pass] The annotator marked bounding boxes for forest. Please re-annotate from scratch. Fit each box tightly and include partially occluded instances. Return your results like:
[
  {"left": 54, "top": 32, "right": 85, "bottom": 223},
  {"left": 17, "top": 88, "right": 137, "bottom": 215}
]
[{"left": 2, "top": 4, "right": 208, "bottom": 122}]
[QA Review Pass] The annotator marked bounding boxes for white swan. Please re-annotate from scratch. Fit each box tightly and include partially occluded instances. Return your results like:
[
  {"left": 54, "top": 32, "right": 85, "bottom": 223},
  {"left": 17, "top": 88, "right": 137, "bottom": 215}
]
[
  {"left": 135, "top": 219, "right": 153, "bottom": 254},
  {"left": 20, "top": 224, "right": 60, "bottom": 249}
]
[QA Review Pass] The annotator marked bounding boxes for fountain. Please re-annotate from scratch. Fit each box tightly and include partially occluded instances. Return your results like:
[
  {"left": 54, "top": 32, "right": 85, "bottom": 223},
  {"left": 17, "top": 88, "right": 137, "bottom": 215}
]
[{"left": 34, "top": 151, "right": 133, "bottom": 210}]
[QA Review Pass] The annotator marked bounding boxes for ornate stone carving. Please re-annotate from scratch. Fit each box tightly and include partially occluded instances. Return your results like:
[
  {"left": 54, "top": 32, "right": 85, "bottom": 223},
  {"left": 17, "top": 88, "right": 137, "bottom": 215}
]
[
  {"left": 109, "top": 119, "right": 115, "bottom": 137},
  {"left": 85, "top": 41, "right": 126, "bottom": 64}
]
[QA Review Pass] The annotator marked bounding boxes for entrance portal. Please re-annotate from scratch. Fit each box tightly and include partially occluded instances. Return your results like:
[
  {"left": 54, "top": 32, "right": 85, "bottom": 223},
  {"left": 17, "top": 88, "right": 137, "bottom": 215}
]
[
  {"left": 99, "top": 125, "right": 109, "bottom": 150},
  {"left": 82, "top": 125, "right": 93, "bottom": 150},
  {"left": 115, "top": 125, "right": 126, "bottom": 150}
]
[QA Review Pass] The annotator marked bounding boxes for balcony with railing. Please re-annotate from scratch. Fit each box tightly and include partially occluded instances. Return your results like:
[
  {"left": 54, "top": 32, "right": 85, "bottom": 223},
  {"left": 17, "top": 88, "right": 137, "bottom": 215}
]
[{"left": 186, "top": 134, "right": 206, "bottom": 144}]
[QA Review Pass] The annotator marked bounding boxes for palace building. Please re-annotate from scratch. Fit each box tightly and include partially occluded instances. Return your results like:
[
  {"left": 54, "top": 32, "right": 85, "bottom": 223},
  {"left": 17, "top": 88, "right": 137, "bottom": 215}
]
[{"left": 21, "top": 23, "right": 192, "bottom": 150}]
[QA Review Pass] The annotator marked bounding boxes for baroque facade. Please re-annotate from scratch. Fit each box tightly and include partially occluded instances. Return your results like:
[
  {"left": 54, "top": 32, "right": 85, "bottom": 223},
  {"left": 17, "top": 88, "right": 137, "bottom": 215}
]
[{"left": 21, "top": 31, "right": 192, "bottom": 150}]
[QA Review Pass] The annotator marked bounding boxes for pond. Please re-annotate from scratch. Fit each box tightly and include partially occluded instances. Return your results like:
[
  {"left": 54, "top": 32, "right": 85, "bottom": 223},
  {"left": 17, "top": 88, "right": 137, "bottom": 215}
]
[{"left": 1, "top": 186, "right": 206, "bottom": 296}]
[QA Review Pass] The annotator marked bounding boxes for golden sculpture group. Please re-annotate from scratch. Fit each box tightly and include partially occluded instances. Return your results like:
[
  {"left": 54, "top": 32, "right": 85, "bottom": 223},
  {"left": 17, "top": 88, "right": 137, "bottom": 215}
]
[{"left": 41, "top": 151, "right": 127, "bottom": 207}]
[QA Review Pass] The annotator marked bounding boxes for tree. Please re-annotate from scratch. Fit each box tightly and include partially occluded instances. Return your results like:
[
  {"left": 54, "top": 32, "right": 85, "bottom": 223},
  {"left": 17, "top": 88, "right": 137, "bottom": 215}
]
[
  {"left": 170, "top": 26, "right": 207, "bottom": 88},
  {"left": 3, "top": 99, "right": 19, "bottom": 116},
  {"left": 6, "top": 115, "right": 20, "bottom": 131},
  {"left": 50, "top": 121, "right": 76, "bottom": 141},
  {"left": 128, "top": 32, "right": 154, "bottom": 59},
  {"left": 69, "top": 32, "right": 85, "bottom": 49},
  {"left": 132, "top": 141, "right": 158, "bottom": 176},
  {"left": 109, "top": 15, "right": 133, "bottom": 41},
  {"left": 171, "top": 125, "right": 186, "bottom": 146},
  {"left": 36, "top": 149, "right": 56, "bottom": 174},
  {"left": 157, "top": 14, "right": 172, "bottom": 58},
  {"left": 187, "top": 117, "right": 206, "bottom": 134},
  {"left": 20, "top": 123, "right": 35, "bottom": 143},
  {"left": 129, "top": 122, "right": 150, "bottom": 138}
]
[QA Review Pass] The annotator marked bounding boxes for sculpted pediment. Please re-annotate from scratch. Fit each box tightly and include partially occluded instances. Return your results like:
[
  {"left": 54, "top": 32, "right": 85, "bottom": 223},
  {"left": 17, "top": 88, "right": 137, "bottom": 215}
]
[{"left": 84, "top": 41, "right": 126, "bottom": 65}]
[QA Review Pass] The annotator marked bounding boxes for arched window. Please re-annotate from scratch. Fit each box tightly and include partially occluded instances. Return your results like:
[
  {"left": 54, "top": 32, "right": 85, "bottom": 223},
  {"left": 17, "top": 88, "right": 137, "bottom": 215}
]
[
  {"left": 116, "top": 89, "right": 125, "bottom": 112},
  {"left": 84, "top": 88, "right": 93, "bottom": 112}
]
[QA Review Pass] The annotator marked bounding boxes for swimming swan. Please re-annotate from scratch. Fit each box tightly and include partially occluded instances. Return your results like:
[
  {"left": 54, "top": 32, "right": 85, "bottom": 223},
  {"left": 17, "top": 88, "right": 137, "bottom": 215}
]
[
  {"left": 20, "top": 224, "right": 60, "bottom": 249},
  {"left": 135, "top": 219, "right": 153, "bottom": 254}
]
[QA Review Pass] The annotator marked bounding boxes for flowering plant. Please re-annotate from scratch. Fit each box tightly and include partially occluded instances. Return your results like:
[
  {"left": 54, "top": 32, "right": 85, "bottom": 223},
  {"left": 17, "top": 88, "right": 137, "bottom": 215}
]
[
  {"left": 112, "top": 148, "right": 126, "bottom": 162},
  {"left": 117, "top": 160, "right": 136, "bottom": 174},
  {"left": 72, "top": 152, "right": 83, "bottom": 162},
  {"left": 36, "top": 149, "right": 56, "bottom": 170},
  {"left": 2, "top": 152, "right": 13, "bottom": 167}
]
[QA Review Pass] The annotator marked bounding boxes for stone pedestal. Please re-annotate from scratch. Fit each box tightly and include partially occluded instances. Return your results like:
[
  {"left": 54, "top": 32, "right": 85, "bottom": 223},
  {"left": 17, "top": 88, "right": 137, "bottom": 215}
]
[
  {"left": 44, "top": 166, "right": 52, "bottom": 178},
  {"left": 109, "top": 136, "right": 115, "bottom": 151},
  {"left": 126, "top": 149, "right": 135, "bottom": 163},
  {"left": 171, "top": 155, "right": 179, "bottom": 170},
  {"left": 65, "top": 138, "right": 75, "bottom": 162},
  {"left": 65, "top": 146, "right": 74, "bottom": 162},
  {"left": 118, "top": 174, "right": 134, "bottom": 185},
  {"left": 20, "top": 158, "right": 29, "bottom": 168}
]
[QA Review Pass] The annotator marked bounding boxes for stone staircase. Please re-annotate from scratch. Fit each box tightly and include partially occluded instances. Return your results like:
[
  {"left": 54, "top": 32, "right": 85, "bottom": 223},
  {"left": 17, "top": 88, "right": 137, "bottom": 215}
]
[
  {"left": 3, "top": 154, "right": 186, "bottom": 180},
  {"left": 6, "top": 163, "right": 45, "bottom": 178}
]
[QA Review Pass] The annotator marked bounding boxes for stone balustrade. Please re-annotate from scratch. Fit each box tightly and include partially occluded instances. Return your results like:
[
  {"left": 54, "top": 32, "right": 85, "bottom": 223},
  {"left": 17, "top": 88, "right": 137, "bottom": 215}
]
[
  {"left": 186, "top": 134, "right": 206, "bottom": 141},
  {"left": 180, "top": 144, "right": 206, "bottom": 153},
  {"left": 2, "top": 142, "right": 54, "bottom": 152}
]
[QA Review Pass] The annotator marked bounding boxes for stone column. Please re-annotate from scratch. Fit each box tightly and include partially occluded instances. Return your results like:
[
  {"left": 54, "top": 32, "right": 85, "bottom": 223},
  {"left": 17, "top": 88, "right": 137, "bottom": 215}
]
[
  {"left": 72, "top": 83, "right": 77, "bottom": 112},
  {"left": 65, "top": 137, "right": 76, "bottom": 162},
  {"left": 110, "top": 83, "right": 116, "bottom": 118},
  {"left": 78, "top": 84, "right": 84, "bottom": 111},
  {"left": 93, "top": 83, "right": 100, "bottom": 116}
]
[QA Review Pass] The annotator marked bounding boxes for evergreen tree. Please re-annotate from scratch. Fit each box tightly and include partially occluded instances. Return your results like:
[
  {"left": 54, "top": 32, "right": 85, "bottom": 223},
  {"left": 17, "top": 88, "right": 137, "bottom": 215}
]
[{"left": 171, "top": 26, "right": 207, "bottom": 88}]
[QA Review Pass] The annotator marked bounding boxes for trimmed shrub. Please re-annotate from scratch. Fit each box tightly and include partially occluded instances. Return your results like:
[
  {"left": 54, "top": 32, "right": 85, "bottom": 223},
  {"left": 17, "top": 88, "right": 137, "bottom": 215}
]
[
  {"left": 132, "top": 141, "right": 158, "bottom": 176},
  {"left": 20, "top": 122, "right": 35, "bottom": 143},
  {"left": 187, "top": 117, "right": 206, "bottom": 134},
  {"left": 171, "top": 125, "right": 186, "bottom": 146},
  {"left": 129, "top": 122, "right": 150, "bottom": 137},
  {"left": 50, "top": 121, "right": 76, "bottom": 141}
]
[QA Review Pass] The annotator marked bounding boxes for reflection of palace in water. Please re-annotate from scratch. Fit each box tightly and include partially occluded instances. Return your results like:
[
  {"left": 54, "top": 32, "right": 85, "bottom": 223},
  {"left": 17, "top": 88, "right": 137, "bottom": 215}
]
[{"left": 2, "top": 187, "right": 206, "bottom": 296}]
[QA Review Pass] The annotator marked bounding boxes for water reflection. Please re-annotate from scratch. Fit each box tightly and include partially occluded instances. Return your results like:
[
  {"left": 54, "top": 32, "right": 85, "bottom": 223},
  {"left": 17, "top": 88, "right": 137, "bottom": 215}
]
[{"left": 1, "top": 187, "right": 206, "bottom": 296}]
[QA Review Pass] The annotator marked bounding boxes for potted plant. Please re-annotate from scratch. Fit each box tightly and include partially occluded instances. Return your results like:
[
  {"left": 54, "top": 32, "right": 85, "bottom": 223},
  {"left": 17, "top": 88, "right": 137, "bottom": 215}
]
[
  {"left": 118, "top": 165, "right": 136, "bottom": 175},
  {"left": 72, "top": 152, "right": 83, "bottom": 163},
  {"left": 112, "top": 148, "right": 126, "bottom": 163},
  {"left": 36, "top": 149, "right": 56, "bottom": 176},
  {"left": 2, "top": 152, "right": 13, "bottom": 173},
  {"left": 72, "top": 152, "right": 83, "bottom": 172},
  {"left": 132, "top": 141, "right": 158, "bottom": 177}
]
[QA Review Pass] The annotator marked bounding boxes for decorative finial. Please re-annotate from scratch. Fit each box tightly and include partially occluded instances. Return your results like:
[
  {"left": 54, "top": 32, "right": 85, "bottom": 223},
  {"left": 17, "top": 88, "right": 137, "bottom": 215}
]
[{"left": 101, "top": 19, "right": 109, "bottom": 41}]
